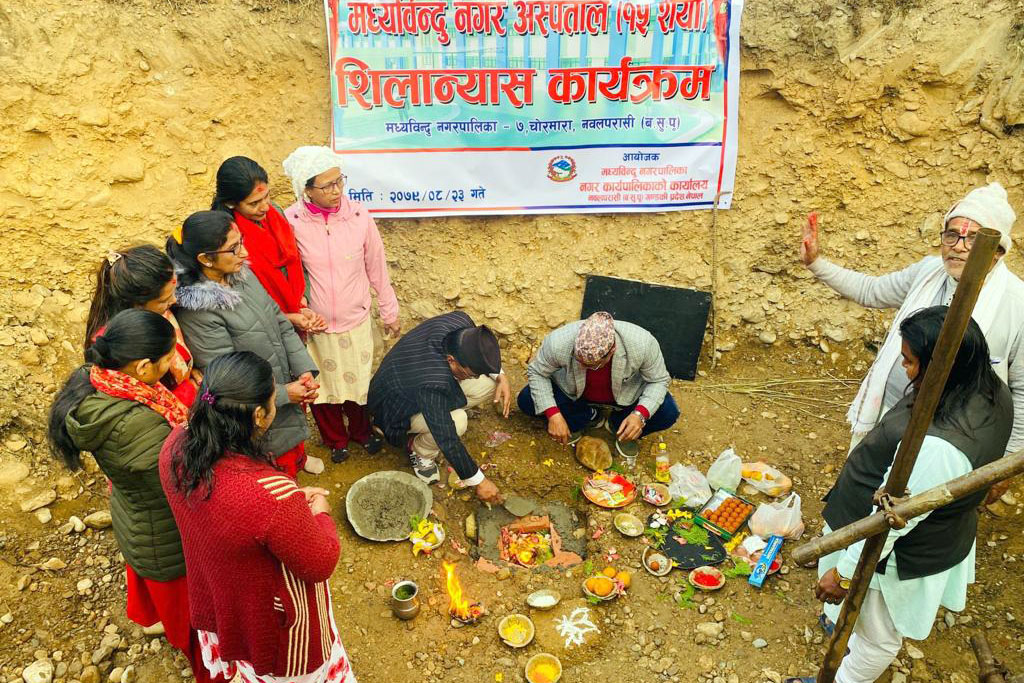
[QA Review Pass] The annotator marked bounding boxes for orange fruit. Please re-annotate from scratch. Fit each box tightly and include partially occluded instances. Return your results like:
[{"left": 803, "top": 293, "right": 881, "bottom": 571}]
[
  {"left": 591, "top": 577, "right": 614, "bottom": 597},
  {"left": 615, "top": 571, "right": 632, "bottom": 589},
  {"left": 602, "top": 566, "right": 617, "bottom": 578}
]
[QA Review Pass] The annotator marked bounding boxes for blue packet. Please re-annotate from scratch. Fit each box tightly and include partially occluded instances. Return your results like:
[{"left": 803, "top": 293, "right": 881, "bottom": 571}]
[{"left": 748, "top": 534, "right": 783, "bottom": 588}]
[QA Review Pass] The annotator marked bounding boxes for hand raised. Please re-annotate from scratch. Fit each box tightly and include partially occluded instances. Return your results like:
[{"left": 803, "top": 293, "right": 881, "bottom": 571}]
[{"left": 801, "top": 211, "right": 820, "bottom": 266}]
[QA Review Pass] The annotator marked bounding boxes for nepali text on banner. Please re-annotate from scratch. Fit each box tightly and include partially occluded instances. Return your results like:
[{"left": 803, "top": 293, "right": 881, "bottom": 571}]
[{"left": 324, "top": 0, "right": 742, "bottom": 217}]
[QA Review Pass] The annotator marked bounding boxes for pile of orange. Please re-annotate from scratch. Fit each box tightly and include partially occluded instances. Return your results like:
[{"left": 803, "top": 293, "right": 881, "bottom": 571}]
[
  {"left": 585, "top": 566, "right": 632, "bottom": 597},
  {"left": 704, "top": 497, "right": 753, "bottom": 533}
]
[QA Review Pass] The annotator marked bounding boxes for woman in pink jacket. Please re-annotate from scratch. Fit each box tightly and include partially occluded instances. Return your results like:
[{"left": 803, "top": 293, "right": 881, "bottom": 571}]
[{"left": 282, "top": 147, "right": 400, "bottom": 464}]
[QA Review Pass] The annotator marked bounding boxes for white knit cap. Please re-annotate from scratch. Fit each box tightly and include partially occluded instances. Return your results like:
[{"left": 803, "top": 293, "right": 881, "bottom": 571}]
[
  {"left": 281, "top": 146, "right": 345, "bottom": 200},
  {"left": 943, "top": 181, "right": 1016, "bottom": 253}
]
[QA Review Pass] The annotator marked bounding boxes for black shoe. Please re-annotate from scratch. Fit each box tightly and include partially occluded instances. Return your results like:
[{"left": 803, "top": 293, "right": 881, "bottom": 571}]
[
  {"left": 331, "top": 447, "right": 350, "bottom": 464},
  {"left": 361, "top": 432, "right": 384, "bottom": 455}
]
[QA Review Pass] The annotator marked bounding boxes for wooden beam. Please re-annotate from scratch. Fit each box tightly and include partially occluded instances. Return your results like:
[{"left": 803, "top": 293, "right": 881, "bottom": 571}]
[{"left": 792, "top": 448, "right": 1024, "bottom": 566}]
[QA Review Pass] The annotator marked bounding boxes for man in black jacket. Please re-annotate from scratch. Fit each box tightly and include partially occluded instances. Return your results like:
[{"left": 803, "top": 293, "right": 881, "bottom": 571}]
[{"left": 368, "top": 312, "right": 511, "bottom": 503}]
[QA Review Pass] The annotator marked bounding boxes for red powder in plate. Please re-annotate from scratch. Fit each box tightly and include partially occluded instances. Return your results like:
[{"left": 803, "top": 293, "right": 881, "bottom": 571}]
[{"left": 693, "top": 571, "right": 720, "bottom": 587}]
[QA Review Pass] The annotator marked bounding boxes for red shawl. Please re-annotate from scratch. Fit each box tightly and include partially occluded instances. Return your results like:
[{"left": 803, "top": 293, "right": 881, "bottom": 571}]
[
  {"left": 233, "top": 206, "right": 306, "bottom": 314},
  {"left": 90, "top": 366, "right": 189, "bottom": 428}
]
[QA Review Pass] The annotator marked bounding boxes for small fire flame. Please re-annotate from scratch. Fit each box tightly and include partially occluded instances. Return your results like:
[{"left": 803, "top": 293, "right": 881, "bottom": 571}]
[{"left": 442, "top": 561, "right": 482, "bottom": 623}]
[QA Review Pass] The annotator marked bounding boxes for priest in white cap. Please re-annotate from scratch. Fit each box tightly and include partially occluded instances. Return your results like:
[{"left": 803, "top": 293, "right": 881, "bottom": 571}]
[{"left": 801, "top": 182, "right": 1024, "bottom": 484}]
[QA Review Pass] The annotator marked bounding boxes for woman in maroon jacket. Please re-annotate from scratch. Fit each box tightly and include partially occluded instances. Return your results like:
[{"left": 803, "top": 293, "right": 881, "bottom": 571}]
[{"left": 159, "top": 351, "right": 356, "bottom": 683}]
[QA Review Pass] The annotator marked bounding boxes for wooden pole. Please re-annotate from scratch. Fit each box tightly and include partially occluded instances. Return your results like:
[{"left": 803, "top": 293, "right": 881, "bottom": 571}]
[
  {"left": 971, "top": 634, "right": 1007, "bottom": 683},
  {"left": 817, "top": 227, "right": 1002, "bottom": 683},
  {"left": 709, "top": 192, "right": 722, "bottom": 370},
  {"left": 792, "top": 447, "right": 1024, "bottom": 565}
]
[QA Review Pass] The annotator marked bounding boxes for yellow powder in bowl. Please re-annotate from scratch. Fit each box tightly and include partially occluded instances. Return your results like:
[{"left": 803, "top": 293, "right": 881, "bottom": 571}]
[{"left": 530, "top": 661, "right": 559, "bottom": 683}]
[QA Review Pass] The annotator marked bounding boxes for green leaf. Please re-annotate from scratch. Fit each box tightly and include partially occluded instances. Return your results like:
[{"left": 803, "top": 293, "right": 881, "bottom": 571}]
[
  {"left": 674, "top": 581, "right": 696, "bottom": 610},
  {"left": 678, "top": 524, "right": 710, "bottom": 546},
  {"left": 723, "top": 559, "right": 752, "bottom": 578},
  {"left": 730, "top": 613, "right": 752, "bottom": 624},
  {"left": 581, "top": 559, "right": 594, "bottom": 578},
  {"left": 643, "top": 525, "right": 668, "bottom": 548},
  {"left": 409, "top": 514, "right": 424, "bottom": 531}
]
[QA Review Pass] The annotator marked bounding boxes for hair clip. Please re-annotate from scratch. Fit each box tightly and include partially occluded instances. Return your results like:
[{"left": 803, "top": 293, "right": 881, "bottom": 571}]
[
  {"left": 171, "top": 224, "right": 184, "bottom": 245},
  {"left": 200, "top": 389, "right": 217, "bottom": 406},
  {"left": 106, "top": 252, "right": 123, "bottom": 266}
]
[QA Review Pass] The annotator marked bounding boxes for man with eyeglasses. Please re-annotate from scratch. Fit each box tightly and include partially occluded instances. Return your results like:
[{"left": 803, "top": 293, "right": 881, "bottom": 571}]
[
  {"left": 801, "top": 182, "right": 1024, "bottom": 499},
  {"left": 517, "top": 311, "right": 679, "bottom": 459}
]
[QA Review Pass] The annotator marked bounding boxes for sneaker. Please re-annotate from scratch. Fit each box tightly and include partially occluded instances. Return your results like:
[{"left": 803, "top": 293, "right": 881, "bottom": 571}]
[
  {"left": 586, "top": 408, "right": 606, "bottom": 430},
  {"left": 360, "top": 431, "right": 384, "bottom": 455},
  {"left": 303, "top": 455, "right": 325, "bottom": 475},
  {"left": 405, "top": 440, "right": 440, "bottom": 484},
  {"left": 568, "top": 430, "right": 584, "bottom": 446},
  {"left": 614, "top": 438, "right": 640, "bottom": 460},
  {"left": 408, "top": 452, "right": 441, "bottom": 485},
  {"left": 330, "top": 447, "right": 350, "bottom": 464}
]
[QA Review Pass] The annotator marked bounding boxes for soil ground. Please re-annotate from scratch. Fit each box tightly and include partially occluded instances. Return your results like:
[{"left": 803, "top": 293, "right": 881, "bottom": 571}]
[
  {"left": 3, "top": 0, "right": 1024, "bottom": 680},
  {"left": 2, "top": 344, "right": 1022, "bottom": 683}
]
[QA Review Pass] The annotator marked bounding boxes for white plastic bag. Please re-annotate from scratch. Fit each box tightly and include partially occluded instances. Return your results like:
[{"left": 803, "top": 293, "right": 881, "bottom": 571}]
[
  {"left": 741, "top": 462, "right": 793, "bottom": 497},
  {"left": 667, "top": 463, "right": 712, "bottom": 508},
  {"left": 748, "top": 493, "right": 804, "bottom": 540},
  {"left": 706, "top": 448, "right": 742, "bottom": 491}
]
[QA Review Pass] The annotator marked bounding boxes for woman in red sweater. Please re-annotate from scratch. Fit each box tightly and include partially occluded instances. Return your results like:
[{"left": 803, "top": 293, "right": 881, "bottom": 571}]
[{"left": 159, "top": 352, "right": 355, "bottom": 683}]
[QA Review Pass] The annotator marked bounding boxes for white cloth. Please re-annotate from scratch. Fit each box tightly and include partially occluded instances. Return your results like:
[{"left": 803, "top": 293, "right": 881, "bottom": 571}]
[
  {"left": 282, "top": 146, "right": 345, "bottom": 200},
  {"left": 944, "top": 181, "right": 1016, "bottom": 253},
  {"left": 834, "top": 588, "right": 904, "bottom": 683},
  {"left": 810, "top": 256, "right": 1020, "bottom": 447},
  {"left": 819, "top": 436, "right": 974, "bottom": 640},
  {"left": 881, "top": 279, "right": 956, "bottom": 409},
  {"left": 198, "top": 622, "right": 356, "bottom": 683}
]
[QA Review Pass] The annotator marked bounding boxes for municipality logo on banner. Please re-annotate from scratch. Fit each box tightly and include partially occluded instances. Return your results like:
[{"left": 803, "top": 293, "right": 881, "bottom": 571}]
[
  {"left": 547, "top": 156, "right": 577, "bottom": 182},
  {"left": 324, "top": 0, "right": 742, "bottom": 216}
]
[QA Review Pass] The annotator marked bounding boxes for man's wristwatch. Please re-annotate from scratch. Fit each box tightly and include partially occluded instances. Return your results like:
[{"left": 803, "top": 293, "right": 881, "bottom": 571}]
[{"left": 834, "top": 569, "right": 851, "bottom": 590}]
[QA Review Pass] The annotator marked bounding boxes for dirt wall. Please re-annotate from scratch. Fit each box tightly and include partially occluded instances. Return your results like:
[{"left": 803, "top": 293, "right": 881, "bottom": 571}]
[{"left": 2, "top": 0, "right": 1024, "bottom": 433}]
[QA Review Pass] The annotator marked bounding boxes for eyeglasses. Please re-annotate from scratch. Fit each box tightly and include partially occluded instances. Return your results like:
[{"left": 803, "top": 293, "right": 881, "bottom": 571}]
[
  {"left": 203, "top": 236, "right": 245, "bottom": 257},
  {"left": 940, "top": 230, "right": 977, "bottom": 248},
  {"left": 312, "top": 175, "right": 347, "bottom": 192}
]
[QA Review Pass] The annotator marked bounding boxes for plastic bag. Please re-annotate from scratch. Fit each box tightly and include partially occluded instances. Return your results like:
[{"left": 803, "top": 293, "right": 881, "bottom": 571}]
[
  {"left": 706, "top": 448, "right": 742, "bottom": 491},
  {"left": 667, "top": 463, "right": 712, "bottom": 508},
  {"left": 741, "top": 462, "right": 793, "bottom": 497},
  {"left": 748, "top": 493, "right": 804, "bottom": 540}
]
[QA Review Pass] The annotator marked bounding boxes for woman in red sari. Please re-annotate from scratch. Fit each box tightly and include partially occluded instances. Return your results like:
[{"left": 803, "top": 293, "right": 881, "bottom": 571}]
[
  {"left": 85, "top": 245, "right": 200, "bottom": 407},
  {"left": 211, "top": 156, "right": 325, "bottom": 336}
]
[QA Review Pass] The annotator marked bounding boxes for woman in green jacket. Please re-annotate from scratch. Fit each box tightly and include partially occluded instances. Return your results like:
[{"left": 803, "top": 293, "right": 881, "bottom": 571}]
[{"left": 48, "top": 308, "right": 223, "bottom": 683}]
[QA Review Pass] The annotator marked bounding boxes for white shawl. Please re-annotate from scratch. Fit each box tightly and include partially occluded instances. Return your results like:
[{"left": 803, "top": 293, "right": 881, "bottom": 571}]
[{"left": 848, "top": 258, "right": 1011, "bottom": 435}]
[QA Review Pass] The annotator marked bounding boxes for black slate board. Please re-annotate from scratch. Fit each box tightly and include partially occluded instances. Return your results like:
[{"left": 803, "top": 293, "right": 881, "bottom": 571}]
[
  {"left": 647, "top": 515, "right": 728, "bottom": 569},
  {"left": 581, "top": 275, "right": 711, "bottom": 380}
]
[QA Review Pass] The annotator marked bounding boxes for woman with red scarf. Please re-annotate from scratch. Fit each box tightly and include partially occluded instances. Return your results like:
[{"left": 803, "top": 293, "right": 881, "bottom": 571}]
[
  {"left": 47, "top": 309, "right": 225, "bottom": 683},
  {"left": 85, "top": 245, "right": 200, "bottom": 406},
  {"left": 211, "top": 156, "right": 326, "bottom": 336}
]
